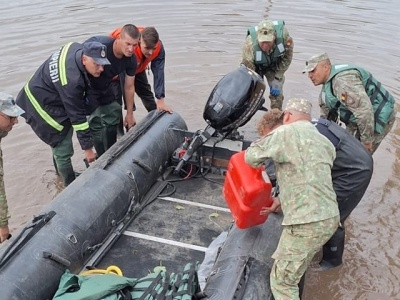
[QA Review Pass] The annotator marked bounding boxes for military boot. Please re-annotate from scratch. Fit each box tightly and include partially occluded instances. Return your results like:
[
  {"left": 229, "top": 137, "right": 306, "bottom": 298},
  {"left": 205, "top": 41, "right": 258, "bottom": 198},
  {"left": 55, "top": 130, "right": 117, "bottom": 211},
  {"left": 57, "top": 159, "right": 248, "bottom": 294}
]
[{"left": 320, "top": 226, "right": 345, "bottom": 270}]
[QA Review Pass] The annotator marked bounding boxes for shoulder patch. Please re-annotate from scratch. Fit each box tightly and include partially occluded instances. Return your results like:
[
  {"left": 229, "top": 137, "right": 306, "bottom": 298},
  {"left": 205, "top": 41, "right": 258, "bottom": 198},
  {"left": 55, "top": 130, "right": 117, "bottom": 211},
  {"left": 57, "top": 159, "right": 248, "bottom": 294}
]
[
  {"left": 340, "top": 91, "right": 355, "bottom": 106},
  {"left": 286, "top": 37, "right": 293, "bottom": 47},
  {"left": 340, "top": 92, "right": 347, "bottom": 103}
]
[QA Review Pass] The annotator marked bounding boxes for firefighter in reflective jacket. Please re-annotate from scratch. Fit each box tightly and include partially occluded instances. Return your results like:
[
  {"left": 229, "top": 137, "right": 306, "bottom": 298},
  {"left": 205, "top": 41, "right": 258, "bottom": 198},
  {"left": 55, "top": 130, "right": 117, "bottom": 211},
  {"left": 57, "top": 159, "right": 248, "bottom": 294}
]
[
  {"left": 110, "top": 26, "right": 172, "bottom": 113},
  {"left": 16, "top": 41, "right": 110, "bottom": 187}
]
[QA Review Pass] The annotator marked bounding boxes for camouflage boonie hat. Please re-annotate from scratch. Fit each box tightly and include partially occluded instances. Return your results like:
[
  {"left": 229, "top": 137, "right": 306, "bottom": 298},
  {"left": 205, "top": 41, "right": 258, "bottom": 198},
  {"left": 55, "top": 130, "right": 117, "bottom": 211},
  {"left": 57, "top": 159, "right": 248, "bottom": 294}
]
[
  {"left": 257, "top": 20, "right": 275, "bottom": 43},
  {"left": 285, "top": 98, "right": 312, "bottom": 115},
  {"left": 302, "top": 53, "right": 330, "bottom": 73},
  {"left": 0, "top": 92, "right": 24, "bottom": 117}
]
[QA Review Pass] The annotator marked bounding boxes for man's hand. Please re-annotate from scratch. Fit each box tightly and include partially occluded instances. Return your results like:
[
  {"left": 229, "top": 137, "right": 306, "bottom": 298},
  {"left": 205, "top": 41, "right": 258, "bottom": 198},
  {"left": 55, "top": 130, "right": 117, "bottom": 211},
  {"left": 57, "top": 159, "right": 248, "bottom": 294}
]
[
  {"left": 0, "top": 225, "right": 11, "bottom": 243},
  {"left": 363, "top": 142, "right": 373, "bottom": 153},
  {"left": 260, "top": 197, "right": 281, "bottom": 215},
  {"left": 156, "top": 98, "right": 173, "bottom": 113},
  {"left": 270, "top": 79, "right": 282, "bottom": 96},
  {"left": 124, "top": 112, "right": 136, "bottom": 131},
  {"left": 84, "top": 148, "right": 97, "bottom": 163}
]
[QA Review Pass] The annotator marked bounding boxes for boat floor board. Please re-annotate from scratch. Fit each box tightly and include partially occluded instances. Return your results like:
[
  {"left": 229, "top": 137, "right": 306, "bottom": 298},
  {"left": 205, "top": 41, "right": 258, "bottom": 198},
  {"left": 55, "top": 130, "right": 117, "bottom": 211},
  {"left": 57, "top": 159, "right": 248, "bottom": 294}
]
[
  {"left": 96, "top": 174, "right": 233, "bottom": 277},
  {"left": 96, "top": 234, "right": 206, "bottom": 278},
  {"left": 163, "top": 176, "right": 227, "bottom": 206},
  {"left": 126, "top": 197, "right": 232, "bottom": 246}
]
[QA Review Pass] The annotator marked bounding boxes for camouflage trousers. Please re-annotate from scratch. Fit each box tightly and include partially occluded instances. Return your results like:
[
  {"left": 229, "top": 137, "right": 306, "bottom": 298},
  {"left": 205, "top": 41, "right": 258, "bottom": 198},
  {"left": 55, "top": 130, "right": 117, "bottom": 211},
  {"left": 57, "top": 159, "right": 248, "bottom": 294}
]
[
  {"left": 270, "top": 216, "right": 339, "bottom": 300},
  {"left": 264, "top": 71, "right": 285, "bottom": 110},
  {"left": 0, "top": 146, "right": 9, "bottom": 227},
  {"left": 346, "top": 110, "right": 396, "bottom": 154}
]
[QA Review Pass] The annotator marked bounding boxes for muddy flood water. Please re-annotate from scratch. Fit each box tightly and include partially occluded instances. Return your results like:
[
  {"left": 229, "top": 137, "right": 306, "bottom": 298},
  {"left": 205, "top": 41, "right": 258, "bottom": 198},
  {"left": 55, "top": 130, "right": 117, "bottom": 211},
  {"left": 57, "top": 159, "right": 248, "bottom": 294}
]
[{"left": 0, "top": 0, "right": 399, "bottom": 299}]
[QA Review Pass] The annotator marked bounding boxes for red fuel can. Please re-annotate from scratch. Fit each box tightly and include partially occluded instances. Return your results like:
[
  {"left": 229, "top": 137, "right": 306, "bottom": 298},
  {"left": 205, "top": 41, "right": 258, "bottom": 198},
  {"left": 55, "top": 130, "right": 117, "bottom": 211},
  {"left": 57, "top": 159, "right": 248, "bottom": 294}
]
[{"left": 223, "top": 150, "right": 273, "bottom": 229}]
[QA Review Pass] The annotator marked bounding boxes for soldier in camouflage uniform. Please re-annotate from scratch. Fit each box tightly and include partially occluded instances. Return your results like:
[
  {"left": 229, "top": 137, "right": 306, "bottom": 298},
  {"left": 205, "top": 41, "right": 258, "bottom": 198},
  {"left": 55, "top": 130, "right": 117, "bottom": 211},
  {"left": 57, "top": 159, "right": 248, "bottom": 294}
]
[
  {"left": 241, "top": 20, "right": 294, "bottom": 110},
  {"left": 0, "top": 93, "right": 24, "bottom": 243},
  {"left": 245, "top": 98, "right": 339, "bottom": 300},
  {"left": 303, "top": 52, "right": 396, "bottom": 154},
  {"left": 257, "top": 109, "right": 373, "bottom": 271}
]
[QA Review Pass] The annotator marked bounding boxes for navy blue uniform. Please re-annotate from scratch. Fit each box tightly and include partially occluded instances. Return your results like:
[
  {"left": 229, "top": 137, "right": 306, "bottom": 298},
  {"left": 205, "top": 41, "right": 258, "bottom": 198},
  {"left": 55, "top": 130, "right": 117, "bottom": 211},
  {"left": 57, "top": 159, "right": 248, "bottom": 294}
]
[
  {"left": 85, "top": 36, "right": 137, "bottom": 108},
  {"left": 16, "top": 42, "right": 93, "bottom": 150}
]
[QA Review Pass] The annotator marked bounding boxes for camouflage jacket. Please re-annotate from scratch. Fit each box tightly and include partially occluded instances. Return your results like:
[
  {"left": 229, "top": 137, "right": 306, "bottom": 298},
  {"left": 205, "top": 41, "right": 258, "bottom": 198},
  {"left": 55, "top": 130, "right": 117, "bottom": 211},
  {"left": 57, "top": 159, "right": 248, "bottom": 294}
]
[
  {"left": 0, "top": 139, "right": 9, "bottom": 227},
  {"left": 241, "top": 24, "right": 293, "bottom": 79},
  {"left": 319, "top": 66, "right": 395, "bottom": 143},
  {"left": 245, "top": 120, "right": 339, "bottom": 225}
]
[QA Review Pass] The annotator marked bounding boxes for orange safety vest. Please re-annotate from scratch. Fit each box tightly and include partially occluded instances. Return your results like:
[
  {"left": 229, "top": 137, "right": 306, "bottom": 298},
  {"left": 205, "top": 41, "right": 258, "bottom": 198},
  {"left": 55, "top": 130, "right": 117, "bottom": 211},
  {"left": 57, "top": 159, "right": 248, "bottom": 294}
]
[{"left": 110, "top": 27, "right": 161, "bottom": 75}]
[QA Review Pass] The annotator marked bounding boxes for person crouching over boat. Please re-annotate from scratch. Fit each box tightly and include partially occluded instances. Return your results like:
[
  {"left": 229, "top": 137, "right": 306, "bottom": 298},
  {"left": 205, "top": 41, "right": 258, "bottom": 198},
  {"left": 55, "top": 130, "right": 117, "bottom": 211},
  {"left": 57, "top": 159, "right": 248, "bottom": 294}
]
[
  {"left": 245, "top": 98, "right": 339, "bottom": 300},
  {"left": 109, "top": 25, "right": 172, "bottom": 114},
  {"left": 0, "top": 93, "right": 24, "bottom": 243},
  {"left": 257, "top": 108, "right": 373, "bottom": 272},
  {"left": 85, "top": 24, "right": 139, "bottom": 156},
  {"left": 16, "top": 42, "right": 109, "bottom": 187}
]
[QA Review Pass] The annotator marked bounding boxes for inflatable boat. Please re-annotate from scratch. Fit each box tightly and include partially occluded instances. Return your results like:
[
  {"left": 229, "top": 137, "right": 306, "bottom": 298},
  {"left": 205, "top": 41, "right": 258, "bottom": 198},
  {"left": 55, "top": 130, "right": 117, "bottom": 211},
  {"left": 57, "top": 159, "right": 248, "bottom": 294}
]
[{"left": 0, "top": 65, "right": 302, "bottom": 299}]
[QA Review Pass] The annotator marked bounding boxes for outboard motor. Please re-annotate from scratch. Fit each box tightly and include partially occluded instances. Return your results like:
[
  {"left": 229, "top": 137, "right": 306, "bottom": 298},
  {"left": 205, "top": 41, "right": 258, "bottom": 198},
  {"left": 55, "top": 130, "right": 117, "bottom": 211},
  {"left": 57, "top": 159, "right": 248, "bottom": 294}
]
[
  {"left": 174, "top": 64, "right": 266, "bottom": 172},
  {"left": 203, "top": 64, "right": 266, "bottom": 134}
]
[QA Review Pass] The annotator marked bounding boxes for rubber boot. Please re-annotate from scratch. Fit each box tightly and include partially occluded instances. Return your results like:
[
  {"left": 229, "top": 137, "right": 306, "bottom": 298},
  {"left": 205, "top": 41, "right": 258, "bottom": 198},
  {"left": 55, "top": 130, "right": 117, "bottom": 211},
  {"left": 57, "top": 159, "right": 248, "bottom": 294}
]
[
  {"left": 92, "top": 128, "right": 106, "bottom": 157},
  {"left": 320, "top": 226, "right": 345, "bottom": 270},
  {"left": 58, "top": 166, "right": 76, "bottom": 187},
  {"left": 104, "top": 125, "right": 118, "bottom": 151},
  {"left": 298, "top": 273, "right": 306, "bottom": 299},
  {"left": 53, "top": 156, "right": 59, "bottom": 176},
  {"left": 117, "top": 116, "right": 125, "bottom": 138}
]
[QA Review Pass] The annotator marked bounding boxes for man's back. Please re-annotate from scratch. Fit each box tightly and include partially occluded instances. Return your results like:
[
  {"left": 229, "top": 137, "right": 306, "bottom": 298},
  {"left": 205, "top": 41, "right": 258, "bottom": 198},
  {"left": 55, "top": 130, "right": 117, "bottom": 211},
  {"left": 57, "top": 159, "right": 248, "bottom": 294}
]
[
  {"left": 314, "top": 119, "right": 373, "bottom": 194},
  {"left": 246, "top": 120, "right": 338, "bottom": 225}
]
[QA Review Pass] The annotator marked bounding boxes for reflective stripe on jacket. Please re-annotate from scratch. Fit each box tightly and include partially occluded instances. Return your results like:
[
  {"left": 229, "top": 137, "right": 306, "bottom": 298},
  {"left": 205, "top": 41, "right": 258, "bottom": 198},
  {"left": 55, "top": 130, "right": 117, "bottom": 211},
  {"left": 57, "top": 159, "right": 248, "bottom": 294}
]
[{"left": 16, "top": 42, "right": 93, "bottom": 149}]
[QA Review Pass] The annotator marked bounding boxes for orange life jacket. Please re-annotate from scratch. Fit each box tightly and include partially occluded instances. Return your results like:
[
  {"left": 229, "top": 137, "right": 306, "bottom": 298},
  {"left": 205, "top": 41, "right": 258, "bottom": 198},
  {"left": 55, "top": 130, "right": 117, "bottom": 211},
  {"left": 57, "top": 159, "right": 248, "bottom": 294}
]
[{"left": 110, "top": 27, "right": 161, "bottom": 75}]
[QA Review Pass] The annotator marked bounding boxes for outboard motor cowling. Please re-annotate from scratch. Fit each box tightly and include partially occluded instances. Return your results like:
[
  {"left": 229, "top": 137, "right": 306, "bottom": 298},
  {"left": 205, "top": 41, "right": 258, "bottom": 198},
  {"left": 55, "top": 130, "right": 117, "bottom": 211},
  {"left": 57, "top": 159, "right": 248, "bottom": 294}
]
[
  {"left": 203, "top": 64, "right": 266, "bottom": 134},
  {"left": 174, "top": 65, "right": 266, "bottom": 173}
]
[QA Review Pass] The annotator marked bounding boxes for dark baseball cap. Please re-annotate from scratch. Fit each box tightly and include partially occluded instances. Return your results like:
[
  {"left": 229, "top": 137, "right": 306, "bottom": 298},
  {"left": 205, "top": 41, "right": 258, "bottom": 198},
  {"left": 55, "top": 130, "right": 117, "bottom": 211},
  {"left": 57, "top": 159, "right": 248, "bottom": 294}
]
[{"left": 83, "top": 41, "right": 111, "bottom": 65}]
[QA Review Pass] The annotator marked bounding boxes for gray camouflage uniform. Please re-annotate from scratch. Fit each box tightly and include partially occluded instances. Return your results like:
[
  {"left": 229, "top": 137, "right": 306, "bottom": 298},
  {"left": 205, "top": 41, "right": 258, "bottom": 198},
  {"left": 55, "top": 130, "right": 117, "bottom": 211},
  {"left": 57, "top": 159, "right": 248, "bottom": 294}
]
[
  {"left": 0, "top": 137, "right": 9, "bottom": 227},
  {"left": 245, "top": 98, "right": 339, "bottom": 300},
  {"left": 319, "top": 69, "right": 396, "bottom": 153},
  {"left": 0, "top": 93, "right": 25, "bottom": 229}
]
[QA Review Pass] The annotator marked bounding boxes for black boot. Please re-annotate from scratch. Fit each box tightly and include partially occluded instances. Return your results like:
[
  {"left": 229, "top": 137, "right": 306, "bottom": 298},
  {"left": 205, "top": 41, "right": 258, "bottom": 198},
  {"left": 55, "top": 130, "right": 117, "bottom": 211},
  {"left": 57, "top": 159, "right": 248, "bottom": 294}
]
[
  {"left": 104, "top": 125, "right": 118, "bottom": 151},
  {"left": 58, "top": 166, "right": 76, "bottom": 187},
  {"left": 53, "top": 156, "right": 59, "bottom": 175},
  {"left": 92, "top": 129, "right": 106, "bottom": 157},
  {"left": 320, "top": 226, "right": 345, "bottom": 270}
]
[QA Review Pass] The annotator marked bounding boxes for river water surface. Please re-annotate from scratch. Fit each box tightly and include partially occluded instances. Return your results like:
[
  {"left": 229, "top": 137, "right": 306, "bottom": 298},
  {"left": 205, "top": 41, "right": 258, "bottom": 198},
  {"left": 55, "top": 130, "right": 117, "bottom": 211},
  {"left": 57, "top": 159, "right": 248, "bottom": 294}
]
[{"left": 0, "top": 0, "right": 399, "bottom": 299}]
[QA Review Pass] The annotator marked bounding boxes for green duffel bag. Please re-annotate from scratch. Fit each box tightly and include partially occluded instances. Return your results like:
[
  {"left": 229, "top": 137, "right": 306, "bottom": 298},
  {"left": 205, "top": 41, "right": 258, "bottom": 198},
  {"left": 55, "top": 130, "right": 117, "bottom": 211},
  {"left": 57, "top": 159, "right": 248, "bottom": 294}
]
[{"left": 53, "top": 263, "right": 201, "bottom": 300}]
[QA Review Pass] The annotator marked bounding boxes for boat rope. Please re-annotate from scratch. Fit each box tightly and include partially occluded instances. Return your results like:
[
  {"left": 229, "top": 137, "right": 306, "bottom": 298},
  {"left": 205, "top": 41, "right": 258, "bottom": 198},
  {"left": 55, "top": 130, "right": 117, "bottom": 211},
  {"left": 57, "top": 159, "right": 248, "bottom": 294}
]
[{"left": 81, "top": 265, "right": 123, "bottom": 276}]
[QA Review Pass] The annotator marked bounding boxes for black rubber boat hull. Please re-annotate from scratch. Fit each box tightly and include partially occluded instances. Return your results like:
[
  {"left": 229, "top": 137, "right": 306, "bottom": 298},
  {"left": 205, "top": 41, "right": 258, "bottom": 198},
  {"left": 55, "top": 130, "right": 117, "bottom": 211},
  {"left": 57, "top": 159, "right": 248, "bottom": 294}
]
[
  {"left": 0, "top": 111, "right": 187, "bottom": 300},
  {"left": 203, "top": 213, "right": 284, "bottom": 299}
]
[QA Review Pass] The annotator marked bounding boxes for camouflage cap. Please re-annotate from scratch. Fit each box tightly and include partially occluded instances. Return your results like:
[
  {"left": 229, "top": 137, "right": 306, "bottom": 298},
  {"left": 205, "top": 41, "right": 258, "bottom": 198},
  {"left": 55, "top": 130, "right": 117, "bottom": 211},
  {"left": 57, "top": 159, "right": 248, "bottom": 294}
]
[
  {"left": 0, "top": 92, "right": 25, "bottom": 117},
  {"left": 302, "top": 53, "right": 330, "bottom": 73},
  {"left": 257, "top": 20, "right": 275, "bottom": 43},
  {"left": 285, "top": 98, "right": 312, "bottom": 115}
]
